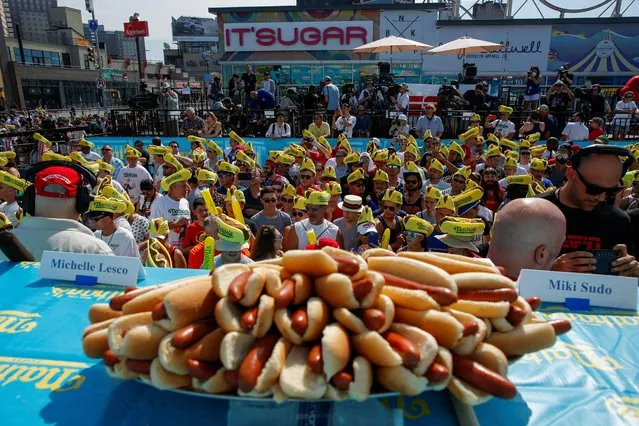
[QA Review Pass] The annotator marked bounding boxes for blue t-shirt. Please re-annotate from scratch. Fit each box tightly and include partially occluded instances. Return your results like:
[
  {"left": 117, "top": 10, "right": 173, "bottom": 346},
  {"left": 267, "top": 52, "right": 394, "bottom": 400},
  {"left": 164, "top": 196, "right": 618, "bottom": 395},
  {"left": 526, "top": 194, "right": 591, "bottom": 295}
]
[
  {"left": 426, "top": 230, "right": 449, "bottom": 253},
  {"left": 322, "top": 84, "right": 340, "bottom": 110},
  {"left": 256, "top": 89, "right": 276, "bottom": 109}
]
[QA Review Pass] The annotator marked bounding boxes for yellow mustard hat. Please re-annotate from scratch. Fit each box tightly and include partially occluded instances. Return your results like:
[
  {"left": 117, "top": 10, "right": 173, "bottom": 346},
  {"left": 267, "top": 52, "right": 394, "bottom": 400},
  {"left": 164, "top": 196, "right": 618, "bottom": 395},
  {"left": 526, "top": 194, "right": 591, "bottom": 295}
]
[
  {"left": 275, "top": 153, "right": 295, "bottom": 166},
  {"left": 224, "top": 186, "right": 245, "bottom": 203},
  {"left": 85, "top": 162, "right": 100, "bottom": 174},
  {"left": 440, "top": 216, "right": 485, "bottom": 236},
  {"left": 453, "top": 187, "right": 484, "bottom": 215},
  {"left": 99, "top": 185, "right": 134, "bottom": 216},
  {"left": 466, "top": 179, "right": 479, "bottom": 191},
  {"left": 0, "top": 171, "right": 28, "bottom": 192},
  {"left": 459, "top": 127, "right": 480, "bottom": 142},
  {"left": 235, "top": 150, "right": 256, "bottom": 169},
  {"left": 219, "top": 160, "right": 240, "bottom": 175},
  {"left": 217, "top": 215, "right": 249, "bottom": 244},
  {"left": 404, "top": 144, "right": 420, "bottom": 160},
  {"left": 500, "top": 138, "right": 519, "bottom": 151},
  {"left": 197, "top": 168, "right": 218, "bottom": 183},
  {"left": 269, "top": 150, "right": 283, "bottom": 160},
  {"left": 0, "top": 212, "right": 11, "bottom": 230},
  {"left": 382, "top": 189, "right": 403, "bottom": 205},
  {"left": 486, "top": 133, "right": 500, "bottom": 145},
  {"left": 187, "top": 135, "right": 206, "bottom": 146},
  {"left": 485, "top": 145, "right": 502, "bottom": 158},
  {"left": 300, "top": 158, "right": 316, "bottom": 175},
  {"left": 429, "top": 158, "right": 444, "bottom": 174},
  {"left": 317, "top": 136, "right": 332, "bottom": 153},
  {"left": 454, "top": 166, "right": 472, "bottom": 180},
  {"left": 89, "top": 196, "right": 127, "bottom": 214},
  {"left": 519, "top": 139, "right": 531, "bottom": 149},
  {"left": 424, "top": 185, "right": 442, "bottom": 201},
  {"left": 149, "top": 217, "right": 170, "bottom": 238},
  {"left": 406, "top": 135, "right": 418, "bottom": 147},
  {"left": 528, "top": 181, "right": 546, "bottom": 197},
  {"left": 422, "top": 129, "right": 433, "bottom": 140},
  {"left": 373, "top": 149, "right": 389, "bottom": 162},
  {"left": 33, "top": 132, "right": 52, "bottom": 147},
  {"left": 192, "top": 148, "right": 207, "bottom": 163},
  {"left": 161, "top": 168, "right": 192, "bottom": 192},
  {"left": 148, "top": 145, "right": 172, "bottom": 156},
  {"left": 0, "top": 157, "right": 7, "bottom": 167},
  {"left": 42, "top": 151, "right": 70, "bottom": 162},
  {"left": 373, "top": 169, "right": 389, "bottom": 183},
  {"left": 324, "top": 181, "right": 342, "bottom": 196},
  {"left": 244, "top": 142, "right": 255, "bottom": 154},
  {"left": 404, "top": 161, "right": 421, "bottom": 175},
  {"left": 470, "top": 113, "right": 481, "bottom": 122},
  {"left": 306, "top": 190, "right": 330, "bottom": 206},
  {"left": 498, "top": 105, "right": 513, "bottom": 115},
  {"left": 387, "top": 154, "right": 401, "bottom": 168},
  {"left": 530, "top": 158, "right": 547, "bottom": 172},
  {"left": 337, "top": 134, "right": 352, "bottom": 153},
  {"left": 527, "top": 132, "right": 541, "bottom": 143},
  {"left": 282, "top": 183, "right": 296, "bottom": 199},
  {"left": 79, "top": 139, "right": 94, "bottom": 148},
  {"left": 293, "top": 196, "right": 307, "bottom": 211},
  {"left": 506, "top": 174, "right": 533, "bottom": 186},
  {"left": 322, "top": 166, "right": 337, "bottom": 180},
  {"left": 284, "top": 145, "right": 304, "bottom": 158},
  {"left": 69, "top": 151, "right": 89, "bottom": 165},
  {"left": 302, "top": 129, "right": 316, "bottom": 140},
  {"left": 507, "top": 151, "right": 519, "bottom": 160},
  {"left": 436, "top": 194, "right": 456, "bottom": 212},
  {"left": 95, "top": 175, "right": 113, "bottom": 195},
  {"left": 347, "top": 168, "right": 366, "bottom": 184},
  {"left": 228, "top": 130, "right": 246, "bottom": 146},
  {"left": 163, "top": 153, "right": 184, "bottom": 171},
  {"left": 530, "top": 145, "right": 546, "bottom": 158},
  {"left": 405, "top": 215, "right": 434, "bottom": 236},
  {"left": 503, "top": 157, "right": 518, "bottom": 168},
  {"left": 357, "top": 205, "right": 375, "bottom": 226},
  {"left": 124, "top": 145, "right": 141, "bottom": 158},
  {"left": 344, "top": 152, "right": 360, "bottom": 165},
  {"left": 448, "top": 141, "right": 465, "bottom": 160}
]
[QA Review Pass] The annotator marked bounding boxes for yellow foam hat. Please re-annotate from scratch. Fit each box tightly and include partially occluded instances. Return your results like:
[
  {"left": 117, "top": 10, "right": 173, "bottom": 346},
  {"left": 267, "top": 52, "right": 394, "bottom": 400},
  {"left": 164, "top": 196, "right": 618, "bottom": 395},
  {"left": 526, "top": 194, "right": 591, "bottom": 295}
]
[
  {"left": 0, "top": 171, "right": 28, "bottom": 191},
  {"left": 366, "top": 140, "right": 378, "bottom": 155},
  {"left": 632, "top": 149, "right": 639, "bottom": 161},
  {"left": 282, "top": 184, "right": 296, "bottom": 199},
  {"left": 404, "top": 161, "right": 421, "bottom": 175},
  {"left": 269, "top": 150, "right": 282, "bottom": 160},
  {"left": 275, "top": 153, "right": 295, "bottom": 166},
  {"left": 69, "top": 151, "right": 89, "bottom": 165},
  {"left": 405, "top": 215, "right": 434, "bottom": 236},
  {"left": 528, "top": 182, "right": 546, "bottom": 197},
  {"left": 454, "top": 166, "right": 472, "bottom": 180},
  {"left": 382, "top": 189, "right": 403, "bottom": 205},
  {"left": 373, "top": 149, "right": 389, "bottom": 162},
  {"left": 453, "top": 187, "right": 484, "bottom": 212},
  {"left": 448, "top": 141, "right": 464, "bottom": 160},
  {"left": 244, "top": 142, "right": 255, "bottom": 155},
  {"left": 191, "top": 148, "right": 207, "bottom": 163},
  {"left": 506, "top": 174, "right": 533, "bottom": 186},
  {"left": 424, "top": 185, "right": 442, "bottom": 200},
  {"left": 161, "top": 168, "right": 192, "bottom": 192},
  {"left": 507, "top": 151, "right": 519, "bottom": 160},
  {"left": 124, "top": 145, "right": 141, "bottom": 158},
  {"left": 302, "top": 129, "right": 316, "bottom": 140},
  {"left": 284, "top": 146, "right": 304, "bottom": 158},
  {"left": 500, "top": 138, "right": 519, "bottom": 151},
  {"left": 485, "top": 145, "right": 502, "bottom": 158},
  {"left": 344, "top": 152, "right": 360, "bottom": 165},
  {"left": 387, "top": 154, "right": 401, "bottom": 168},
  {"left": 95, "top": 175, "right": 113, "bottom": 195},
  {"left": 429, "top": 158, "right": 444, "bottom": 174},
  {"left": 503, "top": 157, "right": 517, "bottom": 168},
  {"left": 324, "top": 181, "right": 342, "bottom": 196},
  {"left": 459, "top": 127, "right": 480, "bottom": 142},
  {"left": 436, "top": 194, "right": 456, "bottom": 212},
  {"left": 100, "top": 185, "right": 134, "bottom": 216},
  {"left": 0, "top": 212, "right": 11, "bottom": 230},
  {"left": 439, "top": 145, "right": 449, "bottom": 158},
  {"left": 404, "top": 144, "right": 420, "bottom": 160},
  {"left": 307, "top": 190, "right": 330, "bottom": 206},
  {"left": 235, "top": 150, "right": 256, "bottom": 169},
  {"left": 79, "top": 139, "right": 94, "bottom": 148},
  {"left": 300, "top": 158, "right": 316, "bottom": 175},
  {"left": 530, "top": 145, "right": 546, "bottom": 158},
  {"left": 322, "top": 166, "right": 337, "bottom": 180},
  {"left": 347, "top": 168, "right": 366, "bottom": 184},
  {"left": 149, "top": 217, "right": 170, "bottom": 237},
  {"left": 530, "top": 158, "right": 547, "bottom": 172},
  {"left": 470, "top": 113, "right": 481, "bottom": 122},
  {"left": 203, "top": 140, "right": 223, "bottom": 158},
  {"left": 357, "top": 205, "right": 375, "bottom": 226},
  {"left": 317, "top": 136, "right": 332, "bottom": 153},
  {"left": 33, "top": 132, "right": 52, "bottom": 147},
  {"left": 527, "top": 132, "right": 541, "bottom": 143},
  {"left": 219, "top": 160, "right": 240, "bottom": 175},
  {"left": 498, "top": 105, "right": 513, "bottom": 115},
  {"left": 148, "top": 145, "right": 172, "bottom": 156},
  {"left": 466, "top": 180, "right": 479, "bottom": 191},
  {"left": 228, "top": 130, "right": 246, "bottom": 146},
  {"left": 373, "top": 169, "right": 389, "bottom": 183},
  {"left": 197, "top": 168, "right": 218, "bottom": 183},
  {"left": 406, "top": 135, "right": 418, "bottom": 147},
  {"left": 440, "top": 216, "right": 485, "bottom": 239},
  {"left": 519, "top": 139, "right": 531, "bottom": 150},
  {"left": 89, "top": 196, "right": 127, "bottom": 214},
  {"left": 422, "top": 129, "right": 433, "bottom": 140},
  {"left": 85, "top": 162, "right": 100, "bottom": 174},
  {"left": 187, "top": 135, "right": 206, "bottom": 146},
  {"left": 163, "top": 153, "right": 184, "bottom": 171},
  {"left": 337, "top": 134, "right": 352, "bottom": 153},
  {"left": 42, "top": 151, "right": 70, "bottom": 162},
  {"left": 224, "top": 187, "right": 245, "bottom": 203},
  {"left": 217, "top": 215, "right": 249, "bottom": 244},
  {"left": 0, "top": 157, "right": 6, "bottom": 167},
  {"left": 293, "top": 196, "right": 307, "bottom": 211},
  {"left": 486, "top": 133, "right": 500, "bottom": 145}
]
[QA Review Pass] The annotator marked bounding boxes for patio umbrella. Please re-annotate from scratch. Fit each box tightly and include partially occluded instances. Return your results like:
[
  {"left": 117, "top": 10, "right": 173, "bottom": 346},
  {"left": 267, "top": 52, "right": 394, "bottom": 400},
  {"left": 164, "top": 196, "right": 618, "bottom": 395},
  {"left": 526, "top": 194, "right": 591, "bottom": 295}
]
[
  {"left": 425, "top": 36, "right": 504, "bottom": 62},
  {"left": 353, "top": 36, "right": 433, "bottom": 70}
]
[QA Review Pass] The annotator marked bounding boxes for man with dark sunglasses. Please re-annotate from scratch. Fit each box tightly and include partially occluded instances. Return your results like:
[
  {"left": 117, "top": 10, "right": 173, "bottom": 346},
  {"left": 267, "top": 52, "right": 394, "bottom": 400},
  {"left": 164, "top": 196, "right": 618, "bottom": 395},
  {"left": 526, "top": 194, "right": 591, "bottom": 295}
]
[
  {"left": 250, "top": 186, "right": 292, "bottom": 234},
  {"left": 282, "top": 191, "right": 343, "bottom": 250},
  {"left": 539, "top": 149, "right": 639, "bottom": 276}
]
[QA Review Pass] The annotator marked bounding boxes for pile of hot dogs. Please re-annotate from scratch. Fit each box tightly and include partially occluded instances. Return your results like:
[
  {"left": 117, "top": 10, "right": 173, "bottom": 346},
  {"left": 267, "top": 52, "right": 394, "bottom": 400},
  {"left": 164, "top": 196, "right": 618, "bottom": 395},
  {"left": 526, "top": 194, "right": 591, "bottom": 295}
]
[{"left": 81, "top": 247, "right": 571, "bottom": 405}]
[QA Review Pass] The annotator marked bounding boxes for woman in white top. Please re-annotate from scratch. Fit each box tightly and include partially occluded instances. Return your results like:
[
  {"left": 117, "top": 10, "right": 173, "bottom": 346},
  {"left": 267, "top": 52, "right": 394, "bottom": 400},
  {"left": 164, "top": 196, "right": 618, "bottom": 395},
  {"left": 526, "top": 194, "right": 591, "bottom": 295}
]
[
  {"left": 266, "top": 113, "right": 291, "bottom": 139},
  {"left": 613, "top": 91, "right": 638, "bottom": 140}
]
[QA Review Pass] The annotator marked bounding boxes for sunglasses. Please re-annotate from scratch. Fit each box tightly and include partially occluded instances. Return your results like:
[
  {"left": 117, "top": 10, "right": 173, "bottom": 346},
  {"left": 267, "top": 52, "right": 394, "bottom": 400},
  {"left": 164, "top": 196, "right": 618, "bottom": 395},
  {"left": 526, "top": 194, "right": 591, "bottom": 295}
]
[
  {"left": 405, "top": 180, "right": 420, "bottom": 185},
  {"left": 218, "top": 172, "right": 232, "bottom": 178},
  {"left": 102, "top": 148, "right": 112, "bottom": 152},
  {"left": 453, "top": 179, "right": 466, "bottom": 184},
  {"left": 405, "top": 232, "right": 419, "bottom": 239},
  {"left": 470, "top": 120, "right": 480, "bottom": 123},
  {"left": 575, "top": 168, "right": 622, "bottom": 196},
  {"left": 520, "top": 152, "right": 531, "bottom": 156},
  {"left": 282, "top": 197, "right": 294, "bottom": 203},
  {"left": 91, "top": 214, "right": 107, "bottom": 221},
  {"left": 262, "top": 198, "right": 277, "bottom": 203},
  {"left": 294, "top": 211, "right": 305, "bottom": 217},
  {"left": 383, "top": 205, "right": 396, "bottom": 212},
  {"left": 300, "top": 174, "right": 314, "bottom": 180},
  {"left": 308, "top": 205, "right": 323, "bottom": 212}
]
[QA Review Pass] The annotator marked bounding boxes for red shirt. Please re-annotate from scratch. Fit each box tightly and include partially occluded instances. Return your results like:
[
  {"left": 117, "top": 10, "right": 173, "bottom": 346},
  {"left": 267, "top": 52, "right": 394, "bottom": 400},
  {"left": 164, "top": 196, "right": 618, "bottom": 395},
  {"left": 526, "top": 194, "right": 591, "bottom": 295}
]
[
  {"left": 296, "top": 184, "right": 321, "bottom": 196},
  {"left": 461, "top": 144, "right": 476, "bottom": 170},
  {"left": 588, "top": 128, "right": 604, "bottom": 141},
  {"left": 188, "top": 242, "right": 252, "bottom": 269},
  {"left": 327, "top": 206, "right": 343, "bottom": 221},
  {"left": 182, "top": 222, "right": 205, "bottom": 250}
]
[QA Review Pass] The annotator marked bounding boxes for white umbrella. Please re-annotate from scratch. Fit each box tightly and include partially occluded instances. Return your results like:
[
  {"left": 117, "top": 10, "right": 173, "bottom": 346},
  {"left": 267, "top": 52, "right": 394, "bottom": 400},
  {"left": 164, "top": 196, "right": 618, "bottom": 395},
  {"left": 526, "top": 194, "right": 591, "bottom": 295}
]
[
  {"left": 425, "top": 36, "right": 504, "bottom": 58},
  {"left": 354, "top": 36, "right": 433, "bottom": 70}
]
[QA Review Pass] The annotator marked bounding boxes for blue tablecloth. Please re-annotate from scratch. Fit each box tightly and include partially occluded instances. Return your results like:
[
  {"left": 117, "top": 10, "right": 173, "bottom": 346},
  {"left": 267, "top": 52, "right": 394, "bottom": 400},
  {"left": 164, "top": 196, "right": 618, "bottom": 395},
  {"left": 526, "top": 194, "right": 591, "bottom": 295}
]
[{"left": 0, "top": 261, "right": 637, "bottom": 426}]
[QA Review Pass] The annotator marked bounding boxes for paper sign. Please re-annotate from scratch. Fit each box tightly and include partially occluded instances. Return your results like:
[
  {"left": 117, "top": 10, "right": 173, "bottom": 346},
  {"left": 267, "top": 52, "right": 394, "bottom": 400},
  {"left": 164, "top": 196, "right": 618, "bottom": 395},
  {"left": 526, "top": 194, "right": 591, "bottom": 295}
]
[
  {"left": 518, "top": 269, "right": 638, "bottom": 310},
  {"left": 40, "top": 251, "right": 142, "bottom": 286}
]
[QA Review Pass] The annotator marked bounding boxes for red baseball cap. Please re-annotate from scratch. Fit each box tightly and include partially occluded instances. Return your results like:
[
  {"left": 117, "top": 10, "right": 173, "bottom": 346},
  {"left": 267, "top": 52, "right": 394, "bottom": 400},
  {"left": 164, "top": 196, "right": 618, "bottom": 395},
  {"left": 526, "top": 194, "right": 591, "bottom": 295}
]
[{"left": 35, "top": 166, "right": 81, "bottom": 198}]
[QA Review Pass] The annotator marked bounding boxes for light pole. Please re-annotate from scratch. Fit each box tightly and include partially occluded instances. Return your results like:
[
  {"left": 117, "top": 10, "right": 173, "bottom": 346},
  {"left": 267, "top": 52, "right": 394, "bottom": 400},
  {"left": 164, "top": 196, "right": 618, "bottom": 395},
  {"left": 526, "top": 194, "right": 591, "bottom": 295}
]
[
  {"left": 129, "top": 13, "right": 145, "bottom": 92},
  {"left": 86, "top": 0, "right": 108, "bottom": 112}
]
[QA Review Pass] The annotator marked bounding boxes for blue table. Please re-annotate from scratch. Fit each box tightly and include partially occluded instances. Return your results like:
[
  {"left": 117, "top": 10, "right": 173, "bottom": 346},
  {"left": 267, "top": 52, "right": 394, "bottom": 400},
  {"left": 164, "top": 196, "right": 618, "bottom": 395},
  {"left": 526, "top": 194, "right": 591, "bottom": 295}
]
[{"left": 0, "top": 261, "right": 637, "bottom": 425}]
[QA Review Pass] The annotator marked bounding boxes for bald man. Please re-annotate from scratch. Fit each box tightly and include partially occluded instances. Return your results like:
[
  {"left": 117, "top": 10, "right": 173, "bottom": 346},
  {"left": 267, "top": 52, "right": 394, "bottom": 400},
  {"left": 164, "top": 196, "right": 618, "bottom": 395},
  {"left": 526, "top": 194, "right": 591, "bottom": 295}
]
[{"left": 488, "top": 198, "right": 566, "bottom": 280}]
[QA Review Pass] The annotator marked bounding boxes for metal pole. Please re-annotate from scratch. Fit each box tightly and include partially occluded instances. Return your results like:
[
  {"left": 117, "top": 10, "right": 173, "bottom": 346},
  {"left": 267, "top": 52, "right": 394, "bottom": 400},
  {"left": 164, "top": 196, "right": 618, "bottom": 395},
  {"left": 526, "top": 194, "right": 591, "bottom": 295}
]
[
  {"left": 135, "top": 36, "right": 144, "bottom": 88},
  {"left": 91, "top": 10, "right": 108, "bottom": 113}
]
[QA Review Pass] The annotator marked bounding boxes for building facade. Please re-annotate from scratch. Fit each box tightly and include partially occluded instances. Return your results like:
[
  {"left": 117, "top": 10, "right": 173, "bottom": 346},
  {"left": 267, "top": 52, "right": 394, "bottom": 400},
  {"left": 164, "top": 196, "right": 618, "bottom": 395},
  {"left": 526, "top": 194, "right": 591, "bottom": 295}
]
[
  {"left": 83, "top": 24, "right": 145, "bottom": 61},
  {"left": 6, "top": 0, "right": 57, "bottom": 43},
  {"left": 163, "top": 16, "right": 219, "bottom": 79}
]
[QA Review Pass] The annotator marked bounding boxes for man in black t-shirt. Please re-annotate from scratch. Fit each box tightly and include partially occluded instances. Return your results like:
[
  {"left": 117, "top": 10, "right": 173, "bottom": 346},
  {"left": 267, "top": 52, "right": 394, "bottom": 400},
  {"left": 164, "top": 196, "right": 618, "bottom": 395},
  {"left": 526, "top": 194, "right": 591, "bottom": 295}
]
[{"left": 538, "top": 150, "right": 639, "bottom": 276}]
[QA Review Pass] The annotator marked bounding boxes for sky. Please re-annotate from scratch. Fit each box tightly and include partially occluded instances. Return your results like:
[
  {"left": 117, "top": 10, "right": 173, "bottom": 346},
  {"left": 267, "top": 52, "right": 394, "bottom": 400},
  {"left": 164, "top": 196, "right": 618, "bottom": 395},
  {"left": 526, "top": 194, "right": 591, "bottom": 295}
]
[{"left": 59, "top": 0, "right": 639, "bottom": 61}]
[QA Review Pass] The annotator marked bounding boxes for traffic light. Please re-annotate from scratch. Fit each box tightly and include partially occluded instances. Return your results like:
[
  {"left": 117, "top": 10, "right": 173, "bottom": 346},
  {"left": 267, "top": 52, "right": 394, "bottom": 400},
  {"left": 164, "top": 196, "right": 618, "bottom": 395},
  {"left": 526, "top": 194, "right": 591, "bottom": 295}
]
[{"left": 87, "top": 46, "right": 96, "bottom": 63}]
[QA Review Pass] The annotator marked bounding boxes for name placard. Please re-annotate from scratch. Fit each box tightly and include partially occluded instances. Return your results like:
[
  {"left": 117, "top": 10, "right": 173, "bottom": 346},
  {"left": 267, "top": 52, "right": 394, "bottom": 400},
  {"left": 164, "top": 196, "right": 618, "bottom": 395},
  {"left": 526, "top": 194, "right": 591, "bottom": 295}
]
[
  {"left": 518, "top": 269, "right": 638, "bottom": 310},
  {"left": 40, "top": 251, "right": 142, "bottom": 286}
]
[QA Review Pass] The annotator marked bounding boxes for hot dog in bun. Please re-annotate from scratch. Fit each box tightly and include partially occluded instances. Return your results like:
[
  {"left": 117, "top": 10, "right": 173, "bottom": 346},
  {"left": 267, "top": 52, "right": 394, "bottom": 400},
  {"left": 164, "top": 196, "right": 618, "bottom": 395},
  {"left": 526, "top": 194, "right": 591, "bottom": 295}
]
[
  {"left": 273, "top": 296, "right": 329, "bottom": 345},
  {"left": 215, "top": 295, "right": 275, "bottom": 338}
]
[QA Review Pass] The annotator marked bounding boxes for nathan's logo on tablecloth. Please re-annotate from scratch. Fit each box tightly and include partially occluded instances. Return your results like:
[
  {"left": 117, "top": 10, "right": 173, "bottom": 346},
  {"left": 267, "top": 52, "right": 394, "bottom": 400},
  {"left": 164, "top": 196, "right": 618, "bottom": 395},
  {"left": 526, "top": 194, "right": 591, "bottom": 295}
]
[
  {"left": 0, "top": 311, "right": 40, "bottom": 334},
  {"left": 537, "top": 306, "right": 639, "bottom": 329},
  {"left": 0, "top": 356, "right": 86, "bottom": 391},
  {"left": 605, "top": 396, "right": 639, "bottom": 422},
  {"left": 379, "top": 395, "right": 431, "bottom": 420},
  {"left": 520, "top": 341, "right": 622, "bottom": 371},
  {"left": 50, "top": 284, "right": 124, "bottom": 302}
]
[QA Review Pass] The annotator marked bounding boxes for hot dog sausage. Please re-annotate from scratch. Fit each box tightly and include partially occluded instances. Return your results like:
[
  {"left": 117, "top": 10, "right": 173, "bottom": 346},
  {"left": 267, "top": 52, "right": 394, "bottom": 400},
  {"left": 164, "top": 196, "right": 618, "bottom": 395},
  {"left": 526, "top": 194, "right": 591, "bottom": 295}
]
[
  {"left": 525, "top": 297, "right": 542, "bottom": 311},
  {"left": 109, "top": 293, "right": 137, "bottom": 311},
  {"left": 458, "top": 288, "right": 518, "bottom": 303},
  {"left": 124, "top": 287, "right": 137, "bottom": 293},
  {"left": 352, "top": 279, "right": 373, "bottom": 300},
  {"left": 151, "top": 301, "right": 168, "bottom": 321},
  {"left": 227, "top": 271, "right": 253, "bottom": 303},
  {"left": 425, "top": 362, "right": 449, "bottom": 382},
  {"left": 223, "top": 369, "right": 239, "bottom": 388},
  {"left": 331, "top": 371, "right": 353, "bottom": 391},
  {"left": 240, "top": 307, "right": 259, "bottom": 331},
  {"left": 549, "top": 319, "right": 571, "bottom": 336},
  {"left": 329, "top": 254, "right": 360, "bottom": 276},
  {"left": 273, "top": 280, "right": 295, "bottom": 309},
  {"left": 307, "top": 343, "right": 323, "bottom": 374},
  {"left": 103, "top": 349, "right": 119, "bottom": 367},
  {"left": 383, "top": 331, "right": 421, "bottom": 368},
  {"left": 238, "top": 334, "right": 279, "bottom": 393},
  {"left": 462, "top": 321, "right": 479, "bottom": 337},
  {"left": 125, "top": 359, "right": 152, "bottom": 375},
  {"left": 187, "top": 359, "right": 222, "bottom": 381},
  {"left": 452, "top": 354, "right": 517, "bottom": 400},
  {"left": 378, "top": 272, "right": 458, "bottom": 306},
  {"left": 171, "top": 320, "right": 217, "bottom": 349},
  {"left": 506, "top": 305, "right": 527, "bottom": 327},
  {"left": 291, "top": 308, "right": 309, "bottom": 335},
  {"left": 360, "top": 309, "right": 386, "bottom": 331}
]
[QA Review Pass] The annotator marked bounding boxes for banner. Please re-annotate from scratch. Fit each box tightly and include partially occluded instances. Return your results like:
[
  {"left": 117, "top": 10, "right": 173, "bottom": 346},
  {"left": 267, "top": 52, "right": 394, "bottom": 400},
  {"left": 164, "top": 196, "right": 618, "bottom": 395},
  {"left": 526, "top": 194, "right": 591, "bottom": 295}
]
[
  {"left": 224, "top": 21, "right": 373, "bottom": 52},
  {"left": 424, "top": 25, "right": 551, "bottom": 73},
  {"left": 172, "top": 16, "right": 218, "bottom": 43}
]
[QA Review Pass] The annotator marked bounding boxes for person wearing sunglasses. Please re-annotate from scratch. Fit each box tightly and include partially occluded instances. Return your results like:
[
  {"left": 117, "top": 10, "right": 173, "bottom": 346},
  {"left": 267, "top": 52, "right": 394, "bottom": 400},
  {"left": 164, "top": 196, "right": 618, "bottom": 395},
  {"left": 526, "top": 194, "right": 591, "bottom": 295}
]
[
  {"left": 529, "top": 159, "right": 553, "bottom": 189},
  {"left": 386, "top": 154, "right": 404, "bottom": 193},
  {"left": 375, "top": 189, "right": 405, "bottom": 252},
  {"left": 101, "top": 144, "right": 124, "bottom": 178},
  {"left": 425, "top": 159, "right": 450, "bottom": 192},
  {"left": 324, "top": 146, "right": 349, "bottom": 180},
  {"left": 282, "top": 191, "right": 343, "bottom": 251},
  {"left": 417, "top": 185, "right": 441, "bottom": 226},
  {"left": 540, "top": 147, "right": 638, "bottom": 276},
  {"left": 449, "top": 166, "right": 470, "bottom": 196},
  {"left": 263, "top": 158, "right": 290, "bottom": 196},
  {"left": 288, "top": 195, "right": 307, "bottom": 223},
  {"left": 250, "top": 186, "right": 292, "bottom": 235},
  {"left": 296, "top": 159, "right": 321, "bottom": 196},
  {"left": 402, "top": 163, "right": 424, "bottom": 216},
  {"left": 397, "top": 215, "right": 433, "bottom": 253}
]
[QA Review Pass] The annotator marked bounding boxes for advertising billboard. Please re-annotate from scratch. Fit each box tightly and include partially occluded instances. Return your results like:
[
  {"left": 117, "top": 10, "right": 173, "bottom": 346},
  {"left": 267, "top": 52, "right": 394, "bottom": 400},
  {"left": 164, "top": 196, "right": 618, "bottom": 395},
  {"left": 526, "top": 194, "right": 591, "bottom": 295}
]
[
  {"left": 172, "top": 16, "right": 218, "bottom": 42},
  {"left": 123, "top": 21, "right": 149, "bottom": 38}
]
